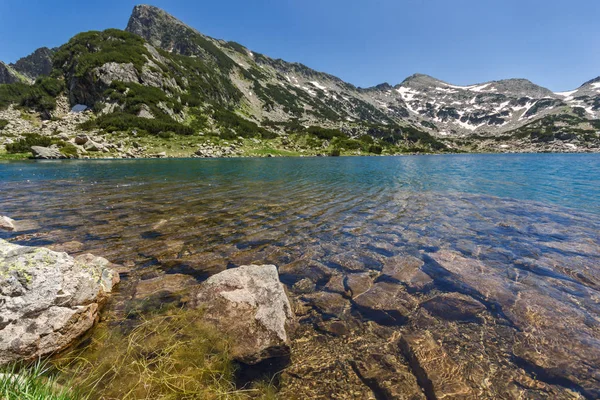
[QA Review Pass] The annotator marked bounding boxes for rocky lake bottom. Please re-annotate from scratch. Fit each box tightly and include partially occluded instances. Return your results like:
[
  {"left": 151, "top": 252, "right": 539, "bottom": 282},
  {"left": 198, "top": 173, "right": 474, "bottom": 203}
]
[{"left": 1, "top": 154, "right": 599, "bottom": 399}]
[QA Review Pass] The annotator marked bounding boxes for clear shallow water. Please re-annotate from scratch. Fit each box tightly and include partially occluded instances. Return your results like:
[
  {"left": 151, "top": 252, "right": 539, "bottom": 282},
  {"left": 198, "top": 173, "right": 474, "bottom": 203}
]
[{"left": 1, "top": 154, "right": 600, "bottom": 398}]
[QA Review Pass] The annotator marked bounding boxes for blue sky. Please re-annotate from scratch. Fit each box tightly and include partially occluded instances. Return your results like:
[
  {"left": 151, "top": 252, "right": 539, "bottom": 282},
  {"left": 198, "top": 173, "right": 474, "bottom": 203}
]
[{"left": 0, "top": 0, "right": 598, "bottom": 91}]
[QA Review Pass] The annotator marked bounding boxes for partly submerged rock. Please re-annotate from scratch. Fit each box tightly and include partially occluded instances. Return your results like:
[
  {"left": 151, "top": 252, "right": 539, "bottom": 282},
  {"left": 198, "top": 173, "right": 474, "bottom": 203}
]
[
  {"left": 0, "top": 239, "right": 120, "bottom": 365},
  {"left": 0, "top": 216, "right": 16, "bottom": 232},
  {"left": 191, "top": 264, "right": 294, "bottom": 364}
]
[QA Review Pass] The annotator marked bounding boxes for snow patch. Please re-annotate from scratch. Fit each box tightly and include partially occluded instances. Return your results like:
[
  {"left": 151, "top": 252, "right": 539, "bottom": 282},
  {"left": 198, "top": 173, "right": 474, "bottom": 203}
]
[
  {"left": 301, "top": 87, "right": 317, "bottom": 97},
  {"left": 435, "top": 87, "right": 458, "bottom": 94},
  {"left": 310, "top": 81, "right": 327, "bottom": 90},
  {"left": 454, "top": 119, "right": 484, "bottom": 131},
  {"left": 591, "top": 82, "right": 600, "bottom": 89},
  {"left": 492, "top": 101, "right": 512, "bottom": 113},
  {"left": 396, "top": 87, "right": 419, "bottom": 101},
  {"left": 518, "top": 102, "right": 536, "bottom": 120},
  {"left": 468, "top": 83, "right": 491, "bottom": 92},
  {"left": 556, "top": 89, "right": 578, "bottom": 100},
  {"left": 444, "top": 82, "right": 492, "bottom": 92}
]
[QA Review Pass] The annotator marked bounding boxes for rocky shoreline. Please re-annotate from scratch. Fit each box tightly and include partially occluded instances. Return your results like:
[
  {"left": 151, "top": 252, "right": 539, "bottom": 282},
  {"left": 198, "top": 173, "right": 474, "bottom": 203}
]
[{"left": 0, "top": 217, "right": 296, "bottom": 371}]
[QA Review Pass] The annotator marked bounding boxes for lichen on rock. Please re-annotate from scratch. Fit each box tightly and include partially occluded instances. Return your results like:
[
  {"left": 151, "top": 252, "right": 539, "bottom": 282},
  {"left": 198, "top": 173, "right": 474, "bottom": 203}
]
[{"left": 0, "top": 239, "right": 119, "bottom": 365}]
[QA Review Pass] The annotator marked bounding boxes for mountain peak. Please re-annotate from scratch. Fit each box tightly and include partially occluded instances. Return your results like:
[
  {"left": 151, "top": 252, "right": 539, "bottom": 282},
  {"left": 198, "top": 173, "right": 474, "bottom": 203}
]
[
  {"left": 126, "top": 4, "right": 199, "bottom": 51},
  {"left": 10, "top": 47, "right": 55, "bottom": 80},
  {"left": 581, "top": 76, "right": 600, "bottom": 88},
  {"left": 401, "top": 73, "right": 440, "bottom": 85}
]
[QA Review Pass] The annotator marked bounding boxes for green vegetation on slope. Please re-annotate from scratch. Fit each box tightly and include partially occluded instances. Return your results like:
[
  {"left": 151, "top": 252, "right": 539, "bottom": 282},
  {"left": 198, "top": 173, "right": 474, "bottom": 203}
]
[
  {"left": 507, "top": 114, "right": 600, "bottom": 143},
  {"left": 53, "top": 29, "right": 151, "bottom": 78},
  {"left": 5, "top": 133, "right": 78, "bottom": 157},
  {"left": 0, "top": 76, "right": 64, "bottom": 114},
  {"left": 80, "top": 113, "right": 194, "bottom": 136}
]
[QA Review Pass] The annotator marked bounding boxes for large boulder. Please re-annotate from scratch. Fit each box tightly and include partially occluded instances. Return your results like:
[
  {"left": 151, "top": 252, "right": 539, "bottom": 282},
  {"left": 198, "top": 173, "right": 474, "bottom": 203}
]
[
  {"left": 191, "top": 264, "right": 294, "bottom": 364},
  {"left": 31, "top": 146, "right": 65, "bottom": 160},
  {"left": 0, "top": 239, "right": 120, "bottom": 365}
]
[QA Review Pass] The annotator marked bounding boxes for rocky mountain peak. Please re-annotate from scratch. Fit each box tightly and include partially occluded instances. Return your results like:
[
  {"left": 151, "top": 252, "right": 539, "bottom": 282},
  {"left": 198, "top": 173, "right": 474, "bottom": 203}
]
[
  {"left": 10, "top": 47, "right": 55, "bottom": 80},
  {"left": 483, "top": 78, "right": 555, "bottom": 99},
  {"left": 361, "top": 82, "right": 393, "bottom": 92},
  {"left": 399, "top": 73, "right": 443, "bottom": 88},
  {"left": 581, "top": 76, "right": 600, "bottom": 88},
  {"left": 126, "top": 4, "right": 201, "bottom": 54}
]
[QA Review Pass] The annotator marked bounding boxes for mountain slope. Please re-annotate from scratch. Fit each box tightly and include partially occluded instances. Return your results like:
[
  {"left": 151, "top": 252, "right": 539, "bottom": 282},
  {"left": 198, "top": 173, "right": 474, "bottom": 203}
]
[
  {"left": 0, "top": 4, "right": 599, "bottom": 155},
  {"left": 0, "top": 62, "right": 30, "bottom": 85}
]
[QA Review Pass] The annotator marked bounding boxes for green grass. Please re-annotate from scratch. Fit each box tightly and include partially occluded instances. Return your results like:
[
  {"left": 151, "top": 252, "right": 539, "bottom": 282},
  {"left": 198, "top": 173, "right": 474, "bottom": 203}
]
[
  {"left": 0, "top": 152, "right": 30, "bottom": 160},
  {"left": 0, "top": 360, "right": 82, "bottom": 400}
]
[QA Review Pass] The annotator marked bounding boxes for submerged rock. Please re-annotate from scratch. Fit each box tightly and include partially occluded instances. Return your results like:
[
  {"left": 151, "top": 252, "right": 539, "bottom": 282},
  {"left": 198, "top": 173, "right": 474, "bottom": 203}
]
[
  {"left": 191, "top": 264, "right": 294, "bottom": 364},
  {"left": 420, "top": 292, "right": 486, "bottom": 322},
  {"left": 353, "top": 282, "right": 418, "bottom": 325},
  {"left": 430, "top": 249, "right": 600, "bottom": 398},
  {"left": 0, "top": 240, "right": 120, "bottom": 365},
  {"left": 400, "top": 331, "right": 474, "bottom": 399}
]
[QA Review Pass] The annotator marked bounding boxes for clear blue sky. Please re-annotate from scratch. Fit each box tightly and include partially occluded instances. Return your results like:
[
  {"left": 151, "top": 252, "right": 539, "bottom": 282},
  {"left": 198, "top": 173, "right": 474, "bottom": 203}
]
[{"left": 0, "top": 0, "right": 598, "bottom": 91}]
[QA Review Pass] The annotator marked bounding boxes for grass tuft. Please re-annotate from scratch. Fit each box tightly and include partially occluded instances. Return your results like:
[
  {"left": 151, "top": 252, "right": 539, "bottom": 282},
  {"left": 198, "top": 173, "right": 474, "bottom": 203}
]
[{"left": 0, "top": 359, "right": 81, "bottom": 400}]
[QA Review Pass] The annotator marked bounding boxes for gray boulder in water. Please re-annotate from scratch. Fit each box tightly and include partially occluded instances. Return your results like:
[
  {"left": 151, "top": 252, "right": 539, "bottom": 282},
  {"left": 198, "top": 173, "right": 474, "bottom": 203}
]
[
  {"left": 191, "top": 264, "right": 294, "bottom": 364},
  {"left": 0, "top": 216, "right": 15, "bottom": 232},
  {"left": 0, "top": 239, "right": 120, "bottom": 365},
  {"left": 31, "top": 146, "right": 65, "bottom": 159}
]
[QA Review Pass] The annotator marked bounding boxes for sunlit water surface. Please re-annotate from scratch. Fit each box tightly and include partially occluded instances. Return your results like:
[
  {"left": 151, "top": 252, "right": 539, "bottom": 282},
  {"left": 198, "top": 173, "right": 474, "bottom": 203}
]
[{"left": 1, "top": 154, "right": 599, "bottom": 398}]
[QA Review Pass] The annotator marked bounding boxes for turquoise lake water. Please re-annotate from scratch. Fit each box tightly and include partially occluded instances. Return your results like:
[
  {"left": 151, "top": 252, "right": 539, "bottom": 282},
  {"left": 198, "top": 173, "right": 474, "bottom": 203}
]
[
  {"left": 2, "top": 154, "right": 599, "bottom": 214},
  {"left": 1, "top": 154, "right": 600, "bottom": 397}
]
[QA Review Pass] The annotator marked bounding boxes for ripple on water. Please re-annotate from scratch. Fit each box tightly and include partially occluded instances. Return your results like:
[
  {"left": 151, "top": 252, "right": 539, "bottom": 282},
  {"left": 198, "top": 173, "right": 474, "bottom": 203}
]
[{"left": 1, "top": 155, "right": 599, "bottom": 398}]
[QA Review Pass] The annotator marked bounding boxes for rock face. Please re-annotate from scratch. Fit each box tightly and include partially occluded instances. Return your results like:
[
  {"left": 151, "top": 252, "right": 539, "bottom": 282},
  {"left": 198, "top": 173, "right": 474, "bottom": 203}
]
[
  {"left": 0, "top": 240, "right": 120, "bottom": 364},
  {"left": 31, "top": 146, "right": 65, "bottom": 159},
  {"left": 0, "top": 62, "right": 22, "bottom": 85},
  {"left": 10, "top": 47, "right": 55, "bottom": 80},
  {"left": 191, "top": 264, "right": 294, "bottom": 364}
]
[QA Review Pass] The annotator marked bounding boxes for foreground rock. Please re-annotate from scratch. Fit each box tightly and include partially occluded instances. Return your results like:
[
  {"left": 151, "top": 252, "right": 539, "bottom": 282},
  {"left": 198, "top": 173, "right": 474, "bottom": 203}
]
[
  {"left": 191, "top": 264, "right": 294, "bottom": 364},
  {"left": 0, "top": 239, "right": 120, "bottom": 365}
]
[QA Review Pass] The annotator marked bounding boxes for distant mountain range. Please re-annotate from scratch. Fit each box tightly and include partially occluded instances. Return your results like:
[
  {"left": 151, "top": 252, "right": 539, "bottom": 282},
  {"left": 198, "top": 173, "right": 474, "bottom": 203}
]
[{"left": 1, "top": 4, "right": 598, "bottom": 152}]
